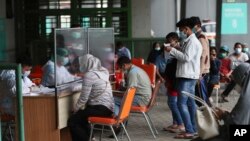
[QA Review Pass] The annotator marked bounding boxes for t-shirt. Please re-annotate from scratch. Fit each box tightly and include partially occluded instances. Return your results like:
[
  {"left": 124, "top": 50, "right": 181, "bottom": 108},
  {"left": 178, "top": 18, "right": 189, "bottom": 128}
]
[{"left": 126, "top": 65, "right": 152, "bottom": 106}]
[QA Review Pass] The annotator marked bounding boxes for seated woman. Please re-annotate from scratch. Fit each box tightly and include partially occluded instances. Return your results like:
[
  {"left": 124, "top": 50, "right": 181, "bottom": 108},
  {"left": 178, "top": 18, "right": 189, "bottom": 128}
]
[
  {"left": 41, "top": 48, "right": 78, "bottom": 87},
  {"left": 68, "top": 54, "right": 114, "bottom": 141}
]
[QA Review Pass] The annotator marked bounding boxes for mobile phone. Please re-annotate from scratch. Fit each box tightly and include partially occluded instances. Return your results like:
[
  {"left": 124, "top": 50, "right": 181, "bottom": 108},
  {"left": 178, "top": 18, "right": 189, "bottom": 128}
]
[{"left": 164, "top": 43, "right": 171, "bottom": 47}]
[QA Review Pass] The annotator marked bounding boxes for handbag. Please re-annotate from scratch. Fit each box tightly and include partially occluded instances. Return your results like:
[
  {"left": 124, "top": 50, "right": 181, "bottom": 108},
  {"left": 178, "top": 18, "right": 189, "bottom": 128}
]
[{"left": 182, "top": 91, "right": 220, "bottom": 140}]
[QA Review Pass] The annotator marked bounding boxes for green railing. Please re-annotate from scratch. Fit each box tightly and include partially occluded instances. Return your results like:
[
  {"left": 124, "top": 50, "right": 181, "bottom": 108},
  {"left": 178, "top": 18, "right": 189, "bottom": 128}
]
[
  {"left": 115, "top": 38, "right": 165, "bottom": 61},
  {"left": 0, "top": 64, "right": 25, "bottom": 141}
]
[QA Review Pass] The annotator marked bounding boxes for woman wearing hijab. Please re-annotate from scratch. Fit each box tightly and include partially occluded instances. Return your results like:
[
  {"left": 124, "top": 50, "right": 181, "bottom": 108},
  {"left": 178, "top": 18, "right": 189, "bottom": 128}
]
[{"left": 68, "top": 54, "right": 114, "bottom": 141}]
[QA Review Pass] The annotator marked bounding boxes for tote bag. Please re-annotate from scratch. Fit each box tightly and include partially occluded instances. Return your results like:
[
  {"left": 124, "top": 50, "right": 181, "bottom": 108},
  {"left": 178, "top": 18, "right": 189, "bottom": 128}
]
[{"left": 182, "top": 91, "right": 220, "bottom": 140}]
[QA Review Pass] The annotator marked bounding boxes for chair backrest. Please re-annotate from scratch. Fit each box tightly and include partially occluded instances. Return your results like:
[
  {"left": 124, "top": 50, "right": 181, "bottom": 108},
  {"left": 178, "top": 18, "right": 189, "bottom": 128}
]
[
  {"left": 131, "top": 58, "right": 144, "bottom": 66},
  {"left": 117, "top": 87, "right": 136, "bottom": 122},
  {"left": 139, "top": 63, "right": 156, "bottom": 87},
  {"left": 147, "top": 80, "right": 161, "bottom": 110}
]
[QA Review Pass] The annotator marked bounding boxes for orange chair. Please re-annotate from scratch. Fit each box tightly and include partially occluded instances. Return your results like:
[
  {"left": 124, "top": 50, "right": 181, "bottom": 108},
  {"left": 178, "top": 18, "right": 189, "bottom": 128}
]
[
  {"left": 130, "top": 80, "right": 161, "bottom": 138},
  {"left": 88, "top": 87, "right": 136, "bottom": 141},
  {"left": 131, "top": 58, "right": 144, "bottom": 66},
  {"left": 130, "top": 63, "right": 159, "bottom": 138}
]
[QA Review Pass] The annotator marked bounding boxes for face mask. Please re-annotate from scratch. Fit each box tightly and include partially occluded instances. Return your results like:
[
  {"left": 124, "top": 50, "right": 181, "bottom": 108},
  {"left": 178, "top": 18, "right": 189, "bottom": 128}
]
[
  {"left": 104, "top": 48, "right": 112, "bottom": 52},
  {"left": 63, "top": 57, "right": 69, "bottom": 66},
  {"left": 23, "top": 70, "right": 31, "bottom": 77},
  {"left": 72, "top": 32, "right": 81, "bottom": 39},
  {"left": 243, "top": 48, "right": 249, "bottom": 53},
  {"left": 155, "top": 47, "right": 161, "bottom": 51},
  {"left": 235, "top": 48, "right": 242, "bottom": 54},
  {"left": 180, "top": 31, "right": 187, "bottom": 40},
  {"left": 192, "top": 27, "right": 196, "bottom": 33},
  {"left": 79, "top": 66, "right": 86, "bottom": 73},
  {"left": 219, "top": 53, "right": 227, "bottom": 59}
]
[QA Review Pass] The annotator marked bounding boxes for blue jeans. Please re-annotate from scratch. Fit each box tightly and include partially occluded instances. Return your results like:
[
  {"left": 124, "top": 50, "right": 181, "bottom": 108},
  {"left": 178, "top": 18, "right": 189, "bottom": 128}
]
[
  {"left": 177, "top": 78, "right": 197, "bottom": 134},
  {"left": 114, "top": 95, "right": 142, "bottom": 116},
  {"left": 167, "top": 95, "right": 183, "bottom": 125}
]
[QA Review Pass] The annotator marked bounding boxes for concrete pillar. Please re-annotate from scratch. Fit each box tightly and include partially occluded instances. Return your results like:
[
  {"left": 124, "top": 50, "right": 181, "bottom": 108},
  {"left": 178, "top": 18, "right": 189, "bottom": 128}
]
[{"left": 131, "top": 0, "right": 151, "bottom": 38}]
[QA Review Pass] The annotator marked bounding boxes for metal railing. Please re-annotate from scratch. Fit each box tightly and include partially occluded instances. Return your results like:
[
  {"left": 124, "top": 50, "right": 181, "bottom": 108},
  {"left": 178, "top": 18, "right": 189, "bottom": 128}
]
[{"left": 0, "top": 63, "right": 25, "bottom": 141}]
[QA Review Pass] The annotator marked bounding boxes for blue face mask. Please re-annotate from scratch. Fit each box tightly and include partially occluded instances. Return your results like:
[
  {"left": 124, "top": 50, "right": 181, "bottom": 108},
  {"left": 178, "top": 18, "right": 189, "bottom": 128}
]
[
  {"left": 179, "top": 31, "right": 187, "bottom": 40},
  {"left": 192, "top": 27, "right": 196, "bottom": 33}
]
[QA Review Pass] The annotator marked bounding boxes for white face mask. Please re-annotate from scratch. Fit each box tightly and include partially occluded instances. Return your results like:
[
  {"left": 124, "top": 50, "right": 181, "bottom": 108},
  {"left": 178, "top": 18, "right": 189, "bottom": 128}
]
[
  {"left": 23, "top": 70, "right": 31, "bottom": 77},
  {"left": 235, "top": 48, "right": 242, "bottom": 54},
  {"left": 155, "top": 47, "right": 161, "bottom": 51}
]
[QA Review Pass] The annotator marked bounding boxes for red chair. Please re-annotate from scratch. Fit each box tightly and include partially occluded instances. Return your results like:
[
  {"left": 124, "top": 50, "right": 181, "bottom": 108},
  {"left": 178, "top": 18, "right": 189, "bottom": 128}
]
[
  {"left": 131, "top": 58, "right": 144, "bottom": 66},
  {"left": 139, "top": 63, "right": 156, "bottom": 87},
  {"left": 88, "top": 87, "right": 136, "bottom": 141}
]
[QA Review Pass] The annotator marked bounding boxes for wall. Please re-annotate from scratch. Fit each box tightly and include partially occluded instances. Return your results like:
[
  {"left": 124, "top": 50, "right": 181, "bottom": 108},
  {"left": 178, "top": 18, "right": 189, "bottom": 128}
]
[
  {"left": 131, "top": 0, "right": 151, "bottom": 38},
  {"left": 0, "top": 0, "right": 15, "bottom": 62},
  {"left": 186, "top": 0, "right": 217, "bottom": 21},
  {"left": 151, "top": 0, "right": 176, "bottom": 37}
]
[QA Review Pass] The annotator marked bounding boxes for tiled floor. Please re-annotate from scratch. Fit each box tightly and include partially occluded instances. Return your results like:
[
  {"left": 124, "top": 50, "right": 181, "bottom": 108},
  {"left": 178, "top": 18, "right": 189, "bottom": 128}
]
[{"left": 92, "top": 86, "right": 239, "bottom": 141}]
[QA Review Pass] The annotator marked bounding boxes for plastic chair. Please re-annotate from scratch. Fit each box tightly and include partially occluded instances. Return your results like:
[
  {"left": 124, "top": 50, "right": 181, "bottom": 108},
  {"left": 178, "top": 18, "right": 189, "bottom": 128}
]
[
  {"left": 130, "top": 80, "right": 161, "bottom": 138},
  {"left": 88, "top": 87, "right": 136, "bottom": 141},
  {"left": 131, "top": 58, "right": 144, "bottom": 66}
]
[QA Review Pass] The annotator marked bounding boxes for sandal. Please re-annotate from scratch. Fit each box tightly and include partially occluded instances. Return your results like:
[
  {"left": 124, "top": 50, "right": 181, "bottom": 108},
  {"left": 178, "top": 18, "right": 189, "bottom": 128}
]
[
  {"left": 163, "top": 125, "right": 178, "bottom": 131},
  {"left": 168, "top": 128, "right": 185, "bottom": 133},
  {"left": 174, "top": 133, "right": 194, "bottom": 139}
]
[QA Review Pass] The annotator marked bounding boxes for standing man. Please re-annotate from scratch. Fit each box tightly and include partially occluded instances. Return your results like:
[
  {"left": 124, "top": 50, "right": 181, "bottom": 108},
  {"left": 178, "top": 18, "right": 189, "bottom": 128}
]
[
  {"left": 165, "top": 18, "right": 202, "bottom": 139},
  {"left": 190, "top": 16, "right": 210, "bottom": 105}
]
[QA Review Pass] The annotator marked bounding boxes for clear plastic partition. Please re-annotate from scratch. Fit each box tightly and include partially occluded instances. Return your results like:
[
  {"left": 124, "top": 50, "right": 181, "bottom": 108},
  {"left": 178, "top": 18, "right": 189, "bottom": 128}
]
[
  {"left": 88, "top": 28, "right": 115, "bottom": 74},
  {"left": 55, "top": 28, "right": 88, "bottom": 87}
]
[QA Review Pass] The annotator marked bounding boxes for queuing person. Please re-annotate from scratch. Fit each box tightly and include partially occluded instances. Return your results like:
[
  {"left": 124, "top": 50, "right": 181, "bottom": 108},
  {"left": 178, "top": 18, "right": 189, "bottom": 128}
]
[
  {"left": 229, "top": 42, "right": 249, "bottom": 70},
  {"left": 112, "top": 56, "right": 152, "bottom": 136},
  {"left": 165, "top": 18, "right": 202, "bottom": 139},
  {"left": 154, "top": 47, "right": 167, "bottom": 82},
  {"left": 68, "top": 54, "right": 114, "bottom": 141},
  {"left": 190, "top": 16, "right": 210, "bottom": 104},
  {"left": 219, "top": 43, "right": 249, "bottom": 102},
  {"left": 0, "top": 56, "right": 35, "bottom": 115},
  {"left": 41, "top": 48, "right": 78, "bottom": 87},
  {"left": 218, "top": 45, "right": 232, "bottom": 83},
  {"left": 207, "top": 47, "right": 221, "bottom": 104},
  {"left": 115, "top": 41, "right": 131, "bottom": 59},
  {"left": 163, "top": 32, "right": 184, "bottom": 133},
  {"left": 242, "top": 43, "right": 250, "bottom": 59},
  {"left": 147, "top": 42, "right": 162, "bottom": 64}
]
